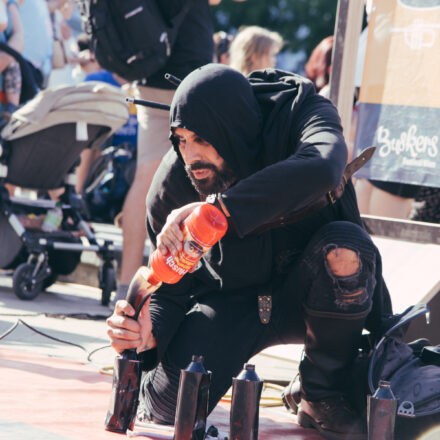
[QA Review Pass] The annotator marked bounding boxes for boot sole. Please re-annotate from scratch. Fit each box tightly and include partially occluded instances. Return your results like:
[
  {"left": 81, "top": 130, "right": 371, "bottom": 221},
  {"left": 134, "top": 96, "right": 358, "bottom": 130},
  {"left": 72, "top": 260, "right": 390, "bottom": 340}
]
[{"left": 297, "top": 410, "right": 367, "bottom": 440}]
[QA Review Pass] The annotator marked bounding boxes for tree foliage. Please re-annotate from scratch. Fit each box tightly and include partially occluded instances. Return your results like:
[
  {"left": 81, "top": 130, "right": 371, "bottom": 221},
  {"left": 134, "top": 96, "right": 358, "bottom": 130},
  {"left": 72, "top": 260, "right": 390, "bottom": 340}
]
[{"left": 212, "top": 0, "right": 338, "bottom": 60}]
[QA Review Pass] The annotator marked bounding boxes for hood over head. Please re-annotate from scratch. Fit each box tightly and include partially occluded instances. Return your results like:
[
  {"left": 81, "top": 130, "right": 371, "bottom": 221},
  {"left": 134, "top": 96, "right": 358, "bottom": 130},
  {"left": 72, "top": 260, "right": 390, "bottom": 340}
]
[{"left": 170, "top": 63, "right": 263, "bottom": 179}]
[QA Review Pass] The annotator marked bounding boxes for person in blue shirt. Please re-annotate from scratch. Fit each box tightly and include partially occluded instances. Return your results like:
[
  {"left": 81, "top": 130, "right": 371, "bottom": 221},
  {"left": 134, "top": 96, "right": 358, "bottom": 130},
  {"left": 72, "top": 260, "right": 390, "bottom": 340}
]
[{"left": 18, "top": 0, "right": 52, "bottom": 86}]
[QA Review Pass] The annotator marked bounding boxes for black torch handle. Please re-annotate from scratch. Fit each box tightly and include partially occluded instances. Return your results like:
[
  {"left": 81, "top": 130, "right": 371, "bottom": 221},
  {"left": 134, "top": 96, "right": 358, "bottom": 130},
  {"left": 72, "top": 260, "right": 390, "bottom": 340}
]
[
  {"left": 126, "top": 97, "right": 170, "bottom": 111},
  {"left": 122, "top": 267, "right": 160, "bottom": 359},
  {"left": 164, "top": 73, "right": 182, "bottom": 86}
]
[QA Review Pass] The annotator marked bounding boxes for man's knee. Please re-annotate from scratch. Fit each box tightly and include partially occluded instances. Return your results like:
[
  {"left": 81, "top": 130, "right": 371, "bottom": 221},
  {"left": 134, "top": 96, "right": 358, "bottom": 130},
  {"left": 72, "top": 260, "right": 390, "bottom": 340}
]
[
  {"left": 304, "top": 222, "right": 377, "bottom": 316},
  {"left": 326, "top": 247, "right": 364, "bottom": 306},
  {"left": 326, "top": 247, "right": 360, "bottom": 277},
  {"left": 323, "top": 244, "right": 369, "bottom": 311}
]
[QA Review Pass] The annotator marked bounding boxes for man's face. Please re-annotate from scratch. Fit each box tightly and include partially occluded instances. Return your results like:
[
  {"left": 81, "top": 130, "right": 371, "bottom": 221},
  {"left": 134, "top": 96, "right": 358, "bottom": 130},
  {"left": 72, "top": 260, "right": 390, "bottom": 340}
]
[{"left": 174, "top": 127, "right": 236, "bottom": 197}]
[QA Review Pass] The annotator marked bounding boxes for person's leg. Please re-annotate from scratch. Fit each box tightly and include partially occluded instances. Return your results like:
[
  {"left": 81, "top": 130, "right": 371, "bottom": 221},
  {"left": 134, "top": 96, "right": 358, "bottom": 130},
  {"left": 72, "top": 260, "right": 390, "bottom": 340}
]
[
  {"left": 291, "top": 221, "right": 379, "bottom": 439},
  {"left": 139, "top": 290, "right": 283, "bottom": 424},
  {"left": 354, "top": 178, "right": 374, "bottom": 214},
  {"left": 355, "top": 178, "right": 413, "bottom": 218},
  {"left": 368, "top": 186, "right": 413, "bottom": 218},
  {"left": 115, "top": 85, "right": 174, "bottom": 301},
  {"left": 118, "top": 158, "right": 161, "bottom": 286},
  {"left": 75, "top": 147, "right": 101, "bottom": 194}
]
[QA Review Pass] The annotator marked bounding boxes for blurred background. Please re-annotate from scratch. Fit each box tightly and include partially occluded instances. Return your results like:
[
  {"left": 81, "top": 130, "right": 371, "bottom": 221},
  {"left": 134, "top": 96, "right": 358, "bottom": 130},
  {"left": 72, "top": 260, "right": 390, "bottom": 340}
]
[{"left": 211, "top": 0, "right": 340, "bottom": 73}]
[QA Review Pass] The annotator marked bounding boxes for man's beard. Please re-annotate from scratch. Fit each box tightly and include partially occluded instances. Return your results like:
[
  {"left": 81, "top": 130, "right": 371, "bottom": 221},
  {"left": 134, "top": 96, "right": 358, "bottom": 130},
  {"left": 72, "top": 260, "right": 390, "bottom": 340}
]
[{"left": 185, "top": 161, "right": 236, "bottom": 198}]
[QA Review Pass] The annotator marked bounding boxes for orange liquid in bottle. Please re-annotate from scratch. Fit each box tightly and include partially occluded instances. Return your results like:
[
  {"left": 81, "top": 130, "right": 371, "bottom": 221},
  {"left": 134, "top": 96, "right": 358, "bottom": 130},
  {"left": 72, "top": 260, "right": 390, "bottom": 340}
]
[{"left": 148, "top": 204, "right": 228, "bottom": 285}]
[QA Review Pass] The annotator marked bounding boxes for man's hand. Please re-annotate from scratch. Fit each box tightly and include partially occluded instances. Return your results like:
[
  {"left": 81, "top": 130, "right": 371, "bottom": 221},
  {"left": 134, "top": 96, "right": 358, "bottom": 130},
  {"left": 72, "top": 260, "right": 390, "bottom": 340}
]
[
  {"left": 156, "top": 202, "right": 204, "bottom": 256},
  {"left": 106, "top": 296, "right": 156, "bottom": 355}
]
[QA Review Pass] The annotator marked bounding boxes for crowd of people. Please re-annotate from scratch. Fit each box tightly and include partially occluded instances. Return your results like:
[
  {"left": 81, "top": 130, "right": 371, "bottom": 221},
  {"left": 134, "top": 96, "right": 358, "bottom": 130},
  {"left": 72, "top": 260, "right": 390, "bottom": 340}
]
[{"left": 2, "top": 2, "right": 440, "bottom": 439}]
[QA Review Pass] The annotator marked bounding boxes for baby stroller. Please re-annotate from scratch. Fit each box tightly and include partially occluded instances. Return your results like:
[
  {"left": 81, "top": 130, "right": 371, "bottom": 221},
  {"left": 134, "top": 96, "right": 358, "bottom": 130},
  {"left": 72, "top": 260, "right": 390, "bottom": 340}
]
[{"left": 0, "top": 81, "right": 129, "bottom": 305}]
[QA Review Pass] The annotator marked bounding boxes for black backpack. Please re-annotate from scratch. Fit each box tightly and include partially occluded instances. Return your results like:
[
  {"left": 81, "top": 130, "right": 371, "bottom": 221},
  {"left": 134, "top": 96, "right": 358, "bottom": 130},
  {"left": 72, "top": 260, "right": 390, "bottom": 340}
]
[
  {"left": 82, "top": 143, "right": 136, "bottom": 223},
  {"left": 78, "top": 0, "right": 193, "bottom": 82}
]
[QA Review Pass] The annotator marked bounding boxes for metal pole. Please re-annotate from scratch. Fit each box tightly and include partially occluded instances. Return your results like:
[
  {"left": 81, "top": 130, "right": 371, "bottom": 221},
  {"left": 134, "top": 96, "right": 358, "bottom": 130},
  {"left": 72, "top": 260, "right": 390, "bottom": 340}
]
[{"left": 329, "top": 0, "right": 365, "bottom": 141}]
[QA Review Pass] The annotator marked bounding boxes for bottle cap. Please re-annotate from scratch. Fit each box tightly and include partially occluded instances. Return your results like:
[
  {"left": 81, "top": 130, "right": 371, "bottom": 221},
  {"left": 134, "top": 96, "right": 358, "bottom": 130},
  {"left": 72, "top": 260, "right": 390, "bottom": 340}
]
[
  {"left": 236, "top": 363, "right": 261, "bottom": 381},
  {"left": 186, "top": 355, "right": 207, "bottom": 373},
  {"left": 147, "top": 271, "right": 161, "bottom": 286}
]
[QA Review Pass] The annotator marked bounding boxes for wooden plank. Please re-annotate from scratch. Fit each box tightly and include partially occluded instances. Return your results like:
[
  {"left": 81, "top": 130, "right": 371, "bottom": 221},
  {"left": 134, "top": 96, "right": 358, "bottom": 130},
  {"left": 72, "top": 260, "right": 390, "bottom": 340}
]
[
  {"left": 372, "top": 236, "right": 440, "bottom": 312},
  {"left": 362, "top": 214, "right": 440, "bottom": 245}
]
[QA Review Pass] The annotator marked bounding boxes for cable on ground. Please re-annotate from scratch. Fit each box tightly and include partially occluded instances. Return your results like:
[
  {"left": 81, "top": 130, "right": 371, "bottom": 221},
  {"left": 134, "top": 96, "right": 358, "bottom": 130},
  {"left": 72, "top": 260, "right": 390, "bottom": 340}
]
[{"left": 0, "top": 318, "right": 112, "bottom": 369}]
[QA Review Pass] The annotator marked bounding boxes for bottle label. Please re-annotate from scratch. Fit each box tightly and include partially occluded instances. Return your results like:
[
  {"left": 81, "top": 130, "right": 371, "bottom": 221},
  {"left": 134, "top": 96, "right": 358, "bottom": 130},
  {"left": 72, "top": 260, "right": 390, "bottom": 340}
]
[
  {"left": 164, "top": 226, "right": 209, "bottom": 276},
  {"left": 42, "top": 208, "right": 62, "bottom": 232}
]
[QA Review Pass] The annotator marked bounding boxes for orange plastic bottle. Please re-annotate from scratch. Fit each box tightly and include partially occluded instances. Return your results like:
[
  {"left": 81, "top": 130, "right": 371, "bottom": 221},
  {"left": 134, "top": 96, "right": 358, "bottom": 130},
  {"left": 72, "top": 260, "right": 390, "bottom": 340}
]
[{"left": 148, "top": 204, "right": 228, "bottom": 285}]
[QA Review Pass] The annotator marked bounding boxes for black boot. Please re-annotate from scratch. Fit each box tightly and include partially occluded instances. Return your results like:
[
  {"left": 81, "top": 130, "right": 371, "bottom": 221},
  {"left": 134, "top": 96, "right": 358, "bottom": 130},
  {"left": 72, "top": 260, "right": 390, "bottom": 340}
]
[
  {"left": 297, "top": 311, "right": 367, "bottom": 440},
  {"left": 298, "top": 396, "right": 366, "bottom": 440}
]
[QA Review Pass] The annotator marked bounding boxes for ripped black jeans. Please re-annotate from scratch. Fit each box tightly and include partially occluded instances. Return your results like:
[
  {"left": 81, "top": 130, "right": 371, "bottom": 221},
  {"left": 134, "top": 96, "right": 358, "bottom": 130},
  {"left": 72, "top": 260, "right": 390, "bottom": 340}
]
[
  {"left": 300, "top": 220, "right": 376, "bottom": 316},
  {"left": 139, "top": 221, "right": 381, "bottom": 423}
]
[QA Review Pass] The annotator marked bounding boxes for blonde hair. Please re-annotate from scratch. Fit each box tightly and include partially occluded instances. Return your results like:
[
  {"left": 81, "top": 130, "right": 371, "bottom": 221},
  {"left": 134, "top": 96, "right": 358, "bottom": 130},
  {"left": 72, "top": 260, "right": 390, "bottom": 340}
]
[{"left": 229, "top": 26, "right": 283, "bottom": 75}]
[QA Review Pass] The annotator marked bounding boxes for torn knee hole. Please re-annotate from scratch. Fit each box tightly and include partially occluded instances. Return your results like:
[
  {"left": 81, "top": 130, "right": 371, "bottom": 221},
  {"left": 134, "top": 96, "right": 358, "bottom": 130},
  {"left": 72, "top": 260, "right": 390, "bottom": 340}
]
[{"left": 326, "top": 247, "right": 360, "bottom": 277}]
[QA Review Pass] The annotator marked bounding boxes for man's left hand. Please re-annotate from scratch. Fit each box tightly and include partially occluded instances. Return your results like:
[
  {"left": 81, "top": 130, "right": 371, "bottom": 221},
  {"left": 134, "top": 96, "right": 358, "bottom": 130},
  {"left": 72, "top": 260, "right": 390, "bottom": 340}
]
[{"left": 156, "top": 202, "right": 204, "bottom": 256}]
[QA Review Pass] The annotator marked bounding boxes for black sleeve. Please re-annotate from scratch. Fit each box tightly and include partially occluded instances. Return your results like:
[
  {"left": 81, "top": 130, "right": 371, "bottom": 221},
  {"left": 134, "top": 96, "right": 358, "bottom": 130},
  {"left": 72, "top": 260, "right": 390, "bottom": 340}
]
[{"left": 221, "top": 94, "right": 348, "bottom": 237}]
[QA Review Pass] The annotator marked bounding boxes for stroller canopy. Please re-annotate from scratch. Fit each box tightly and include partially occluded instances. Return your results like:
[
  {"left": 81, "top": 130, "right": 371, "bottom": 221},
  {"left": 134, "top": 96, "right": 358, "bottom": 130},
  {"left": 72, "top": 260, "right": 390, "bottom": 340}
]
[
  {"left": 1, "top": 81, "right": 129, "bottom": 143},
  {"left": 0, "top": 82, "right": 130, "bottom": 190}
]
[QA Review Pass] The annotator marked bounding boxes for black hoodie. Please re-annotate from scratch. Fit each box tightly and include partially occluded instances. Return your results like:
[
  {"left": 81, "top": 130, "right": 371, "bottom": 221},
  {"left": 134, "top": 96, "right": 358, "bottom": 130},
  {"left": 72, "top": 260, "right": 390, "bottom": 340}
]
[{"left": 144, "top": 64, "right": 392, "bottom": 364}]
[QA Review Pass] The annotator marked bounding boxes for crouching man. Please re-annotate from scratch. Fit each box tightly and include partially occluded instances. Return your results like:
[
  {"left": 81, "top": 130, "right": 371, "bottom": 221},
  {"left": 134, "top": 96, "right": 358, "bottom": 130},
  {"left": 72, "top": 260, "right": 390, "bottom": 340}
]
[{"left": 107, "top": 64, "right": 392, "bottom": 440}]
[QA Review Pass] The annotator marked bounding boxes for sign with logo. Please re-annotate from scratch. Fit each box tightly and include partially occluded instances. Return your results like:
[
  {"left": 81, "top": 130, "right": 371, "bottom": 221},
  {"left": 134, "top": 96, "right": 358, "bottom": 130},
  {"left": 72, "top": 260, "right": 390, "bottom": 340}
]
[{"left": 354, "top": 0, "right": 440, "bottom": 187}]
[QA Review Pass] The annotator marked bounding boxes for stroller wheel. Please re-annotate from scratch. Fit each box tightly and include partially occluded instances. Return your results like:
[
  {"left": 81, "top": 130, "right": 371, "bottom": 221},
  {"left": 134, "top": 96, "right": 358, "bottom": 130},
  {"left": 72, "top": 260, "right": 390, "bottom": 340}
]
[
  {"left": 100, "top": 264, "right": 116, "bottom": 306},
  {"left": 13, "top": 263, "right": 43, "bottom": 300}
]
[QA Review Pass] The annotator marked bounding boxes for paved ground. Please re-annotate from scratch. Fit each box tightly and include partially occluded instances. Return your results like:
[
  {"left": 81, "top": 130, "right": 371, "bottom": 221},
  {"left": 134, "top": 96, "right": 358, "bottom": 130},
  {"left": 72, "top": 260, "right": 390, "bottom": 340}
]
[
  {"left": 0, "top": 270, "right": 302, "bottom": 383},
  {"left": 0, "top": 272, "right": 305, "bottom": 439},
  {"left": 0, "top": 275, "right": 114, "bottom": 367}
]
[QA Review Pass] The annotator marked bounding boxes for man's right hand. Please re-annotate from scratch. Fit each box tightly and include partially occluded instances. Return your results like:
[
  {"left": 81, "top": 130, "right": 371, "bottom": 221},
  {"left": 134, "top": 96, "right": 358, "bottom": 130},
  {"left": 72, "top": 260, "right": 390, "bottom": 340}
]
[{"left": 106, "top": 296, "right": 156, "bottom": 355}]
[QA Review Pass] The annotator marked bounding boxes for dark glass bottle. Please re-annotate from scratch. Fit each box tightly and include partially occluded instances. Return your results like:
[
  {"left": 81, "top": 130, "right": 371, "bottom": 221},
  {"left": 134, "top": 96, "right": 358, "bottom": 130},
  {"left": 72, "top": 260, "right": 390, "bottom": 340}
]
[
  {"left": 229, "top": 363, "right": 264, "bottom": 440},
  {"left": 367, "top": 380, "right": 398, "bottom": 440},
  {"left": 174, "top": 355, "right": 211, "bottom": 440}
]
